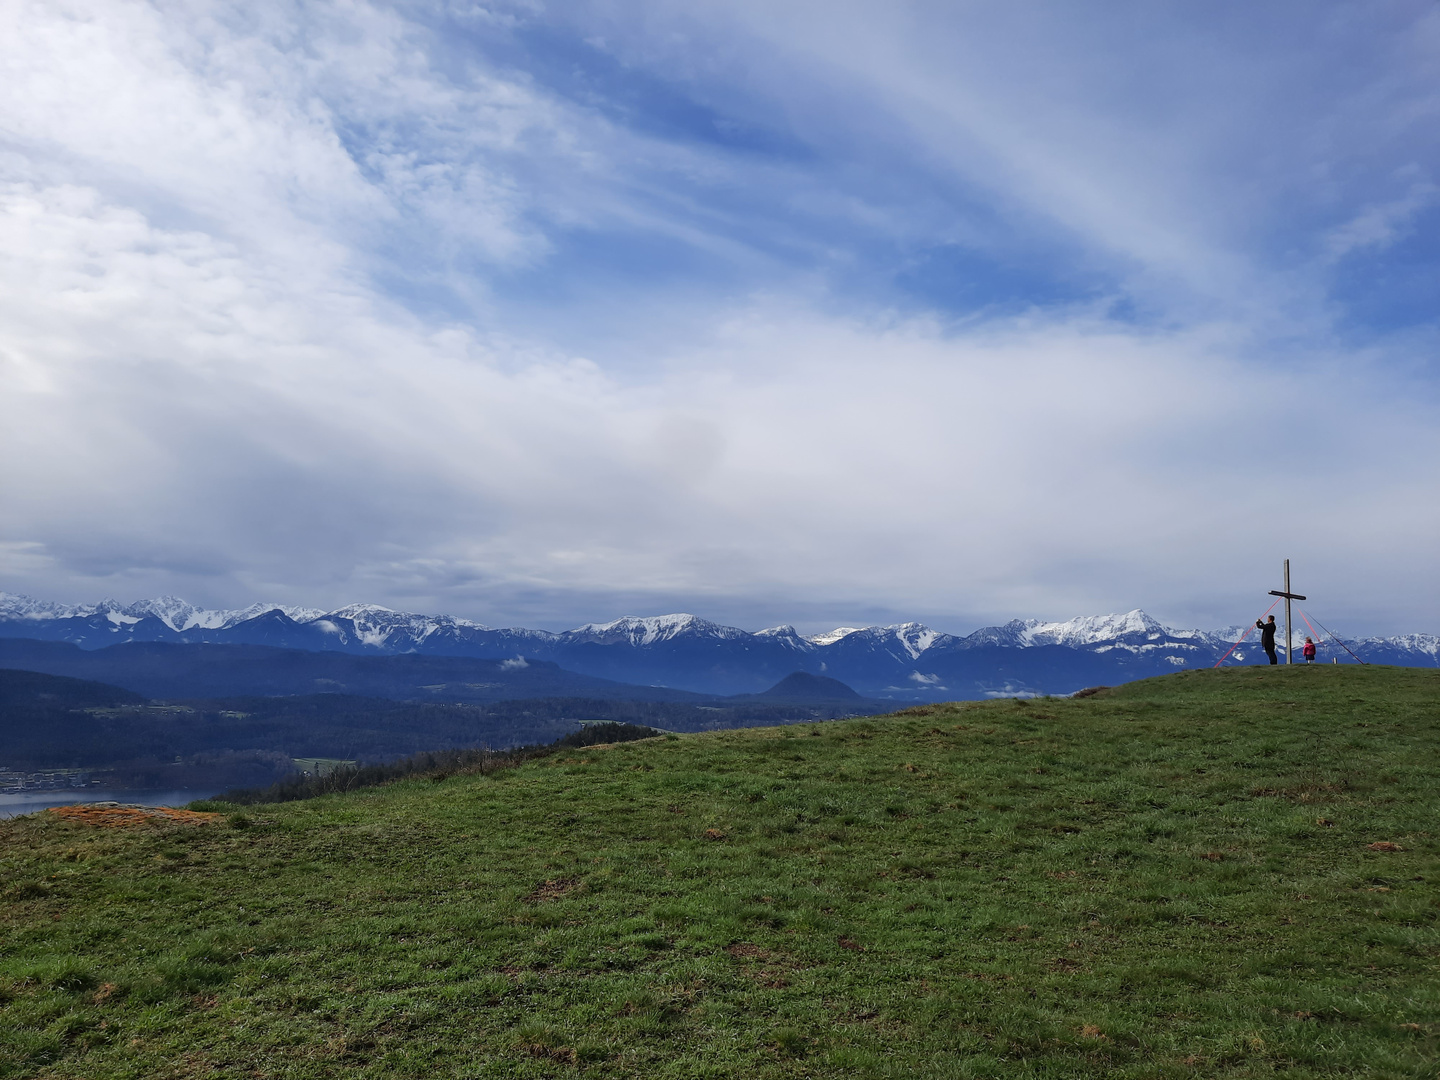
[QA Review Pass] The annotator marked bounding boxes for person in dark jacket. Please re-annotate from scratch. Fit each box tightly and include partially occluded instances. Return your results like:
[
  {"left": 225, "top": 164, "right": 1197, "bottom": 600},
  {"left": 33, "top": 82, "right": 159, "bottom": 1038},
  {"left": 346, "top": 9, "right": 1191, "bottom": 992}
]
[{"left": 1256, "top": 615, "right": 1278, "bottom": 665}]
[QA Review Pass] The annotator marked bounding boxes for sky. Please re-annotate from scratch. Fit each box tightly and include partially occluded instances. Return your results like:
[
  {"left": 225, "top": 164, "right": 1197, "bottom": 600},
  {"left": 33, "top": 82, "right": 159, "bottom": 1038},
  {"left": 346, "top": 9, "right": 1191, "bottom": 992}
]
[{"left": 1, "top": 0, "right": 1437, "bottom": 636}]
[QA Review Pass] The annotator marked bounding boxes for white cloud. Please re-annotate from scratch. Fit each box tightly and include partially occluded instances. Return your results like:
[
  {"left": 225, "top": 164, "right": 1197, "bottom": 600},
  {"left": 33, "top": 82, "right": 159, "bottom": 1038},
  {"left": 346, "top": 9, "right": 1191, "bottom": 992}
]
[
  {"left": 2, "top": 175, "right": 1434, "bottom": 631},
  {"left": 1324, "top": 178, "right": 1438, "bottom": 260},
  {"left": 0, "top": 0, "right": 1436, "bottom": 638},
  {"left": 566, "top": 0, "right": 1440, "bottom": 322}
]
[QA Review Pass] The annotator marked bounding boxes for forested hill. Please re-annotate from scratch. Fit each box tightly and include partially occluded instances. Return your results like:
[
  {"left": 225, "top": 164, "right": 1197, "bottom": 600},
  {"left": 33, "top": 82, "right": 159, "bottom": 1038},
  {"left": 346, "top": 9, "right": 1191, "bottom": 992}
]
[
  {"left": 0, "top": 662, "right": 884, "bottom": 790},
  {"left": 0, "top": 639, "right": 705, "bottom": 704}
]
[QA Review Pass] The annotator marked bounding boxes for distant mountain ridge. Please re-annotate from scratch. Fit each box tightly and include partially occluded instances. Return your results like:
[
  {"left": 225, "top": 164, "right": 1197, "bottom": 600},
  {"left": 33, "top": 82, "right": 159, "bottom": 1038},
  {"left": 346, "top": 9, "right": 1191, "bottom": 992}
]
[
  {"left": 1, "top": 593, "right": 1435, "bottom": 700},
  {"left": 0, "top": 594, "right": 331, "bottom": 632}
]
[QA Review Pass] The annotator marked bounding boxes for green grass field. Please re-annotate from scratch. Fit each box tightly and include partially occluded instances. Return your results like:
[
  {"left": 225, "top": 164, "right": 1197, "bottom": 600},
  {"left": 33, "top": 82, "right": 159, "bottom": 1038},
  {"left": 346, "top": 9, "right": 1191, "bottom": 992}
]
[{"left": 2, "top": 665, "right": 1437, "bottom": 1078}]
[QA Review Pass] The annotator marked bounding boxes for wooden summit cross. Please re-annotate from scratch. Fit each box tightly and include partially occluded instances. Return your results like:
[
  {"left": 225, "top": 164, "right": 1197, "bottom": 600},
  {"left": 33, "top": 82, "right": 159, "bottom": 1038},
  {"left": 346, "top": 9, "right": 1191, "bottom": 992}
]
[{"left": 1268, "top": 558, "right": 1306, "bottom": 665}]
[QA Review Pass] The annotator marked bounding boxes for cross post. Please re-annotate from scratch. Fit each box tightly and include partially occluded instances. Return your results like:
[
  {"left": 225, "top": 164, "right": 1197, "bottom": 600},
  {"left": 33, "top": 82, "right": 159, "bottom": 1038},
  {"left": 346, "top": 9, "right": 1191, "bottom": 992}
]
[{"left": 1268, "top": 560, "right": 1306, "bottom": 665}]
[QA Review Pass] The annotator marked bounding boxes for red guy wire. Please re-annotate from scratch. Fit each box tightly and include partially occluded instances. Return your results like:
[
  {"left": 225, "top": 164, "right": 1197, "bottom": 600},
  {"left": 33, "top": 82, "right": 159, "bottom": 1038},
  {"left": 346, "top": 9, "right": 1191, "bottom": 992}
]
[
  {"left": 1213, "top": 596, "right": 1282, "bottom": 669},
  {"left": 1297, "top": 607, "right": 1368, "bottom": 665}
]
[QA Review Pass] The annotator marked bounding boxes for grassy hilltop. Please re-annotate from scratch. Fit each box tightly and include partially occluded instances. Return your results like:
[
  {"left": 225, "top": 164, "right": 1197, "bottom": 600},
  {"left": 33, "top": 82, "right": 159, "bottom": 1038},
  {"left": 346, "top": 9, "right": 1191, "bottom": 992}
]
[{"left": 2, "top": 666, "right": 1437, "bottom": 1079}]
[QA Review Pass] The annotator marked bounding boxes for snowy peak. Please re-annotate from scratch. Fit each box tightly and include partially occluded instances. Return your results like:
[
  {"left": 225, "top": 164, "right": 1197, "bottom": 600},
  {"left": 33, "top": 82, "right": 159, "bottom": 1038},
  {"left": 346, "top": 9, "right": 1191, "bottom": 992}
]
[
  {"left": 958, "top": 611, "right": 1222, "bottom": 651},
  {"left": 325, "top": 603, "right": 400, "bottom": 619},
  {"left": 0, "top": 592, "right": 470, "bottom": 641},
  {"left": 119, "top": 595, "right": 205, "bottom": 631},
  {"left": 565, "top": 613, "right": 748, "bottom": 646},
  {"left": 889, "top": 621, "right": 943, "bottom": 659},
  {"left": 0, "top": 592, "right": 79, "bottom": 621},
  {"left": 1366, "top": 633, "right": 1440, "bottom": 657},
  {"left": 807, "top": 627, "right": 865, "bottom": 646},
  {"left": 0, "top": 592, "right": 329, "bottom": 632},
  {"left": 755, "top": 625, "right": 816, "bottom": 650},
  {"left": 957, "top": 619, "right": 1037, "bottom": 648},
  {"left": 805, "top": 622, "right": 948, "bottom": 658},
  {"left": 321, "top": 603, "right": 486, "bottom": 629},
  {"left": 214, "top": 603, "right": 329, "bottom": 629},
  {"left": 0, "top": 593, "right": 132, "bottom": 622},
  {"left": 313, "top": 603, "right": 492, "bottom": 648},
  {"left": 1020, "top": 609, "right": 1167, "bottom": 647},
  {"left": 119, "top": 595, "right": 326, "bottom": 631}
]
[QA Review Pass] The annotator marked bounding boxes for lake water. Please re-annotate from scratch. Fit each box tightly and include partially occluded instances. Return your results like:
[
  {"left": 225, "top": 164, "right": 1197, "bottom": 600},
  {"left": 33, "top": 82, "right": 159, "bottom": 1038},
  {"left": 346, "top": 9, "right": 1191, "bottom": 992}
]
[{"left": 0, "top": 788, "right": 225, "bottom": 819}]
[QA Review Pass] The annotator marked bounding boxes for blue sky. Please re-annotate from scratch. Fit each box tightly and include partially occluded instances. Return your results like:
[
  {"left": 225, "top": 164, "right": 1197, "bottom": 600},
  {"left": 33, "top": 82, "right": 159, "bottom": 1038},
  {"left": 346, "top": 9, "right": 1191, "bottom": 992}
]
[{"left": 0, "top": 0, "right": 1437, "bottom": 635}]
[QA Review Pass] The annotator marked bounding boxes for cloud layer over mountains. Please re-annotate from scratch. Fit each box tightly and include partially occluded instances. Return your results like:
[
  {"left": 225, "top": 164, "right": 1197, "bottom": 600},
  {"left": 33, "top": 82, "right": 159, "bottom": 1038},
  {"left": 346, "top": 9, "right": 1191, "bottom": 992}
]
[{"left": 1, "top": 1, "right": 1437, "bottom": 636}]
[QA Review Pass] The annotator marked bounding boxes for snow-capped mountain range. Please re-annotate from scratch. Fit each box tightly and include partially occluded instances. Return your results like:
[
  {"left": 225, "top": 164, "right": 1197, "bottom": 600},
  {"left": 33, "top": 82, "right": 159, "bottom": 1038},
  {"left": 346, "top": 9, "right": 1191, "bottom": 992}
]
[
  {"left": 1, "top": 593, "right": 1434, "bottom": 700},
  {"left": 0, "top": 594, "right": 330, "bottom": 633}
]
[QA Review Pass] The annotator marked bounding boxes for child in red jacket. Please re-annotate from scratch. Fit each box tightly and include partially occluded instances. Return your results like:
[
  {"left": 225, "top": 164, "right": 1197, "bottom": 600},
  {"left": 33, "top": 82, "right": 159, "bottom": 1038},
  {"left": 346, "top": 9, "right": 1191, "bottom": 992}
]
[{"left": 1303, "top": 637, "right": 1317, "bottom": 663}]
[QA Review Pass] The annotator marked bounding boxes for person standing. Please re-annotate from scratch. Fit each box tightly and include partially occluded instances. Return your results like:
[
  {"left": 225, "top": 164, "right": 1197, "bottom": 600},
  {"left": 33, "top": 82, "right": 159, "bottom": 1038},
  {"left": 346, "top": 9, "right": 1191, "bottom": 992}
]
[
  {"left": 1257, "top": 615, "right": 1279, "bottom": 665},
  {"left": 1303, "top": 637, "right": 1316, "bottom": 663}
]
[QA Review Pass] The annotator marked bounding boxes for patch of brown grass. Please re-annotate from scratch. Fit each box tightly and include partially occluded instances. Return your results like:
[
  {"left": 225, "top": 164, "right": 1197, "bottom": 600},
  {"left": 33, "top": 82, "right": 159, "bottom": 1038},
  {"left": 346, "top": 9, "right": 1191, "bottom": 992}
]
[
  {"left": 46, "top": 804, "right": 222, "bottom": 828},
  {"left": 1251, "top": 782, "right": 1346, "bottom": 803},
  {"left": 524, "top": 877, "right": 581, "bottom": 903},
  {"left": 520, "top": 1043, "right": 577, "bottom": 1064},
  {"left": 726, "top": 943, "right": 772, "bottom": 961},
  {"left": 726, "top": 943, "right": 793, "bottom": 987}
]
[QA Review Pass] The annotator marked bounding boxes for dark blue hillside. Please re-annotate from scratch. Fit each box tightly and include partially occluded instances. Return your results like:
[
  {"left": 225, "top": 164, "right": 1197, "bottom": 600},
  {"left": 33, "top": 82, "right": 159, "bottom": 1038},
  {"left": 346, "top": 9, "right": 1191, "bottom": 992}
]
[
  {"left": 0, "top": 668, "right": 144, "bottom": 710},
  {"left": 546, "top": 637, "right": 826, "bottom": 695},
  {"left": 911, "top": 643, "right": 1187, "bottom": 698},
  {"left": 742, "top": 671, "right": 863, "bottom": 701},
  {"left": 0, "top": 634, "right": 1208, "bottom": 703},
  {"left": 0, "top": 640, "right": 710, "bottom": 704}
]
